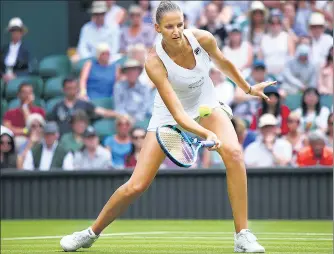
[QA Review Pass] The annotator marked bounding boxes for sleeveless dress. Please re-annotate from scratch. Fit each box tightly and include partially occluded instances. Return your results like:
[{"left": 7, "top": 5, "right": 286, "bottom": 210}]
[{"left": 147, "top": 29, "right": 220, "bottom": 131}]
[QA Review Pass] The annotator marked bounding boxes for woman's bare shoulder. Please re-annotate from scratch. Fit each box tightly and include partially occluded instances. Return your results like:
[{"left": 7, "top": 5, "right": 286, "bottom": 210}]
[
  {"left": 188, "top": 28, "right": 216, "bottom": 49},
  {"left": 145, "top": 47, "right": 165, "bottom": 72}
]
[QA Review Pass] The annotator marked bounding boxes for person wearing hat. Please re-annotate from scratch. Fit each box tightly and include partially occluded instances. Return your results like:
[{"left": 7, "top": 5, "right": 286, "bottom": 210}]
[
  {"left": 21, "top": 121, "right": 74, "bottom": 171},
  {"left": 223, "top": 23, "right": 253, "bottom": 74},
  {"left": 282, "top": 43, "right": 317, "bottom": 94},
  {"left": 114, "top": 58, "right": 152, "bottom": 122},
  {"left": 119, "top": 4, "right": 156, "bottom": 53},
  {"left": 1, "top": 17, "right": 31, "bottom": 82},
  {"left": 77, "top": 1, "right": 120, "bottom": 60},
  {"left": 250, "top": 85, "right": 291, "bottom": 135},
  {"left": 308, "top": 12, "right": 333, "bottom": 68},
  {"left": 79, "top": 42, "right": 117, "bottom": 100},
  {"left": 245, "top": 113, "right": 293, "bottom": 167},
  {"left": 73, "top": 126, "right": 111, "bottom": 170},
  {"left": 258, "top": 8, "right": 295, "bottom": 76}
]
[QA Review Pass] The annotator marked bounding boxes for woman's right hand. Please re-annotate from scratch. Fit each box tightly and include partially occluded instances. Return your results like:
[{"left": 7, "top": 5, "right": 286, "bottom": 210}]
[
  {"left": 79, "top": 94, "right": 89, "bottom": 101},
  {"left": 204, "top": 131, "right": 221, "bottom": 151}
]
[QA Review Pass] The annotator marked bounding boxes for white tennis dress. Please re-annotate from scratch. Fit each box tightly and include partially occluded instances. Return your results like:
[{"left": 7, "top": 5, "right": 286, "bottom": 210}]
[{"left": 147, "top": 29, "right": 220, "bottom": 131}]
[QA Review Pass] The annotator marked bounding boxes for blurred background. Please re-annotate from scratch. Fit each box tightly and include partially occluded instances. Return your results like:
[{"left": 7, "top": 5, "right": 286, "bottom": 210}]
[{"left": 0, "top": 0, "right": 333, "bottom": 221}]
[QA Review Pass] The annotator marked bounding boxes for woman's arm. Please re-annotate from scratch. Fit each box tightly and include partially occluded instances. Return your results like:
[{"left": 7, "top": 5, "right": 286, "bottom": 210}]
[
  {"left": 242, "top": 42, "right": 254, "bottom": 70},
  {"left": 287, "top": 35, "right": 295, "bottom": 56},
  {"left": 79, "top": 60, "right": 92, "bottom": 99},
  {"left": 145, "top": 54, "right": 218, "bottom": 143}
]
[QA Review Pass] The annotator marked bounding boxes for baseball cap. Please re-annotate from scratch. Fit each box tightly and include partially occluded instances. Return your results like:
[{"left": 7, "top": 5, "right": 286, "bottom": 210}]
[
  {"left": 264, "top": 85, "right": 279, "bottom": 96},
  {"left": 44, "top": 121, "right": 59, "bottom": 134},
  {"left": 83, "top": 126, "right": 97, "bottom": 138},
  {"left": 258, "top": 114, "right": 278, "bottom": 128},
  {"left": 253, "top": 60, "right": 266, "bottom": 69}
]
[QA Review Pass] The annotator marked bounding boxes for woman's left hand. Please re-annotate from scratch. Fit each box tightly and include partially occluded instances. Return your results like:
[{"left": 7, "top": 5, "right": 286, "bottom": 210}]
[{"left": 249, "top": 81, "right": 277, "bottom": 101}]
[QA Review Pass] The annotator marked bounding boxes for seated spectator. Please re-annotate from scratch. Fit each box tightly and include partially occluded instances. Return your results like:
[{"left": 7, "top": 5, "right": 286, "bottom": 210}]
[
  {"left": 17, "top": 113, "right": 45, "bottom": 155},
  {"left": 49, "top": 77, "right": 120, "bottom": 136},
  {"left": 244, "top": 1, "right": 268, "bottom": 57},
  {"left": 199, "top": 2, "right": 228, "bottom": 49},
  {"left": 59, "top": 110, "right": 89, "bottom": 153},
  {"left": 223, "top": 24, "right": 253, "bottom": 75},
  {"left": 282, "top": 111, "right": 307, "bottom": 165},
  {"left": 281, "top": 44, "right": 317, "bottom": 94},
  {"left": 125, "top": 127, "right": 146, "bottom": 168},
  {"left": 293, "top": 88, "right": 331, "bottom": 133},
  {"left": 209, "top": 64, "right": 235, "bottom": 106},
  {"left": 105, "top": 0, "right": 127, "bottom": 26},
  {"left": 233, "top": 60, "right": 275, "bottom": 125},
  {"left": 104, "top": 115, "right": 132, "bottom": 169},
  {"left": 79, "top": 43, "right": 118, "bottom": 100},
  {"left": 325, "top": 113, "right": 333, "bottom": 148},
  {"left": 119, "top": 5, "right": 155, "bottom": 53},
  {"left": 232, "top": 117, "right": 257, "bottom": 150},
  {"left": 1, "top": 17, "right": 32, "bottom": 82},
  {"left": 114, "top": 59, "right": 152, "bottom": 122},
  {"left": 0, "top": 130, "right": 17, "bottom": 169},
  {"left": 244, "top": 114, "right": 293, "bottom": 167},
  {"left": 281, "top": 2, "right": 299, "bottom": 43},
  {"left": 73, "top": 126, "right": 111, "bottom": 170},
  {"left": 3, "top": 82, "right": 45, "bottom": 137},
  {"left": 297, "top": 130, "right": 333, "bottom": 167},
  {"left": 22, "top": 122, "right": 74, "bottom": 171},
  {"left": 318, "top": 46, "right": 333, "bottom": 95},
  {"left": 250, "top": 85, "right": 290, "bottom": 135},
  {"left": 77, "top": 1, "right": 120, "bottom": 59},
  {"left": 258, "top": 9, "right": 294, "bottom": 76},
  {"left": 308, "top": 12, "right": 333, "bottom": 70}
]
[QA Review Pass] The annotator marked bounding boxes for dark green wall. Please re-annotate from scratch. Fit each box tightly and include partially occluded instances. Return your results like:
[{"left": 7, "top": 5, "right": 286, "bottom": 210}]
[{"left": 1, "top": 1, "right": 68, "bottom": 60}]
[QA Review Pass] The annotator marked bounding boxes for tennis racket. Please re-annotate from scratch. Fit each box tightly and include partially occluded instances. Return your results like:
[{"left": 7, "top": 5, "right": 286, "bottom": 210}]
[{"left": 156, "top": 125, "right": 215, "bottom": 168}]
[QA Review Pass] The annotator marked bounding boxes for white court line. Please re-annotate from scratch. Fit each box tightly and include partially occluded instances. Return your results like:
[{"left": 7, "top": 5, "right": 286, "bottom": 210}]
[{"left": 2, "top": 231, "right": 332, "bottom": 241}]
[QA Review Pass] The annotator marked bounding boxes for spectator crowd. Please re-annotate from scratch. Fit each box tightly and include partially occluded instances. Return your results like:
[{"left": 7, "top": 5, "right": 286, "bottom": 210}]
[{"left": 1, "top": 0, "right": 333, "bottom": 171}]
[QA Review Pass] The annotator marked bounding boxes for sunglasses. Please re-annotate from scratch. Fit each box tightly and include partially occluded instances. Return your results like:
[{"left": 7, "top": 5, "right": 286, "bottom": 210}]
[{"left": 132, "top": 135, "right": 145, "bottom": 140}]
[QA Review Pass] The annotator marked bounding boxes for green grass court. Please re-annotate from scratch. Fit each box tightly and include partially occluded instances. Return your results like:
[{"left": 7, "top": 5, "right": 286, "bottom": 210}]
[{"left": 1, "top": 220, "right": 332, "bottom": 253}]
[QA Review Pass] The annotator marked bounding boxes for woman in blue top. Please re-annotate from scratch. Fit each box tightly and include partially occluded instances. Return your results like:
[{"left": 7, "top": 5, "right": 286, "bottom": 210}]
[
  {"left": 103, "top": 115, "right": 132, "bottom": 169},
  {"left": 79, "top": 42, "right": 118, "bottom": 100}
]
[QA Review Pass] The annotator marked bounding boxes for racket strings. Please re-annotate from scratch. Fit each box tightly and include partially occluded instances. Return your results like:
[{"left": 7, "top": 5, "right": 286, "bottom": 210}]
[{"left": 159, "top": 127, "right": 195, "bottom": 164}]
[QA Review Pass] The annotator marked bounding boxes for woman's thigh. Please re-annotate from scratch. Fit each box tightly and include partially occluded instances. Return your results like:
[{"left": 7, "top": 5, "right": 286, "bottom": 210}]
[
  {"left": 128, "top": 131, "right": 166, "bottom": 186},
  {"left": 199, "top": 108, "right": 242, "bottom": 160}
]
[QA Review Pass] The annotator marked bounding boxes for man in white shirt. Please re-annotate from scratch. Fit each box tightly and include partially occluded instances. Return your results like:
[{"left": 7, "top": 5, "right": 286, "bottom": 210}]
[
  {"left": 244, "top": 114, "right": 293, "bottom": 167},
  {"left": 23, "top": 122, "right": 74, "bottom": 171},
  {"left": 77, "top": 1, "right": 120, "bottom": 59}
]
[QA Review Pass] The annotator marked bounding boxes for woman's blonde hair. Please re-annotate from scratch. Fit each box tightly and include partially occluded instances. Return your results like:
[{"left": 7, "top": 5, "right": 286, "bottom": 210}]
[{"left": 96, "top": 42, "right": 110, "bottom": 58}]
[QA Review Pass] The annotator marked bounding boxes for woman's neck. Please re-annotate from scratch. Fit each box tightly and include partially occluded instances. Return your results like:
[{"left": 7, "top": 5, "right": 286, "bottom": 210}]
[
  {"left": 162, "top": 37, "right": 187, "bottom": 57},
  {"left": 307, "top": 106, "right": 316, "bottom": 113},
  {"left": 116, "top": 134, "right": 129, "bottom": 142},
  {"left": 288, "top": 130, "right": 299, "bottom": 137},
  {"left": 230, "top": 42, "right": 241, "bottom": 49}
]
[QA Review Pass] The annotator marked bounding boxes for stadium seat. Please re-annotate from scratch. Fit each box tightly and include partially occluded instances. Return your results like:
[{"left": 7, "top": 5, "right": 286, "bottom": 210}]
[
  {"left": 7, "top": 98, "right": 45, "bottom": 110},
  {"left": 134, "top": 117, "right": 151, "bottom": 129},
  {"left": 1, "top": 99, "right": 8, "bottom": 121},
  {"left": 5, "top": 76, "right": 43, "bottom": 100},
  {"left": 43, "top": 76, "right": 65, "bottom": 100},
  {"left": 284, "top": 94, "right": 302, "bottom": 111},
  {"left": 320, "top": 95, "right": 333, "bottom": 109},
  {"left": 0, "top": 79, "right": 5, "bottom": 98},
  {"left": 46, "top": 96, "right": 64, "bottom": 114},
  {"left": 38, "top": 55, "right": 71, "bottom": 79},
  {"left": 93, "top": 119, "right": 116, "bottom": 140},
  {"left": 91, "top": 97, "right": 114, "bottom": 109}
]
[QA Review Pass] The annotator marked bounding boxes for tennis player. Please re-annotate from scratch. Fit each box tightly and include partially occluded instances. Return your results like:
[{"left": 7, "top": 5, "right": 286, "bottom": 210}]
[{"left": 61, "top": 1, "right": 275, "bottom": 252}]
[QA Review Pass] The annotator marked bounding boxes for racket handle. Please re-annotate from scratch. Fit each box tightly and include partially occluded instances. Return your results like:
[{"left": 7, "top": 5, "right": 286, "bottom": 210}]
[{"left": 201, "top": 140, "right": 216, "bottom": 147}]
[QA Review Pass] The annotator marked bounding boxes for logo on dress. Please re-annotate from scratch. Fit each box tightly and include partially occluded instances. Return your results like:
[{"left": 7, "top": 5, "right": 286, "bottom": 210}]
[{"left": 194, "top": 47, "right": 201, "bottom": 55}]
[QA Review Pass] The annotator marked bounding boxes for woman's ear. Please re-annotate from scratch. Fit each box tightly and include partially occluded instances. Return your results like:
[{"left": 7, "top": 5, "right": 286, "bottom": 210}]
[{"left": 155, "top": 23, "right": 161, "bottom": 33}]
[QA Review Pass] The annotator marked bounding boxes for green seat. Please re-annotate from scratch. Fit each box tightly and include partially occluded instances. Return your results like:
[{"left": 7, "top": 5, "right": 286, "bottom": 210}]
[
  {"left": 320, "top": 95, "right": 333, "bottom": 109},
  {"left": 7, "top": 98, "right": 45, "bottom": 110},
  {"left": 6, "top": 76, "right": 43, "bottom": 100},
  {"left": 72, "top": 57, "right": 93, "bottom": 76},
  {"left": 93, "top": 119, "right": 116, "bottom": 140},
  {"left": 46, "top": 96, "right": 64, "bottom": 114},
  {"left": 1, "top": 79, "right": 5, "bottom": 98},
  {"left": 38, "top": 55, "right": 71, "bottom": 79},
  {"left": 284, "top": 93, "right": 302, "bottom": 111},
  {"left": 134, "top": 117, "right": 150, "bottom": 129},
  {"left": 1, "top": 99, "right": 8, "bottom": 121},
  {"left": 44, "top": 76, "right": 65, "bottom": 100},
  {"left": 91, "top": 97, "right": 114, "bottom": 109}
]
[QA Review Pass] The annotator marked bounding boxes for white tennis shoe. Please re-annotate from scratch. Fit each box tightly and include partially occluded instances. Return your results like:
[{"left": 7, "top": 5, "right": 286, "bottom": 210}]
[
  {"left": 60, "top": 227, "right": 99, "bottom": 252},
  {"left": 234, "top": 229, "right": 265, "bottom": 253}
]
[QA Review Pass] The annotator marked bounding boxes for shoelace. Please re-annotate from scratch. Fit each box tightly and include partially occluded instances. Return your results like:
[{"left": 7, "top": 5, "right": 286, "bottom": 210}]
[{"left": 239, "top": 230, "right": 257, "bottom": 243}]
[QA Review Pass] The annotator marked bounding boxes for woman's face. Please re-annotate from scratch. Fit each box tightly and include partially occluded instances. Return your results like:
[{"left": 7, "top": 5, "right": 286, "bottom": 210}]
[
  {"left": 266, "top": 94, "right": 279, "bottom": 106},
  {"left": 117, "top": 119, "right": 132, "bottom": 136},
  {"left": 269, "top": 17, "right": 282, "bottom": 34},
  {"left": 30, "top": 120, "right": 44, "bottom": 135},
  {"left": 72, "top": 120, "right": 88, "bottom": 135},
  {"left": 98, "top": 51, "right": 110, "bottom": 65},
  {"left": 130, "top": 11, "right": 143, "bottom": 26},
  {"left": 139, "top": 0, "right": 149, "bottom": 11},
  {"left": 252, "top": 10, "right": 265, "bottom": 24},
  {"left": 229, "top": 31, "right": 242, "bottom": 46},
  {"left": 304, "top": 91, "right": 319, "bottom": 107},
  {"left": 287, "top": 117, "right": 300, "bottom": 132},
  {"left": 1, "top": 135, "right": 13, "bottom": 154},
  {"left": 131, "top": 129, "right": 146, "bottom": 149},
  {"left": 155, "top": 11, "right": 184, "bottom": 46},
  {"left": 283, "top": 4, "right": 295, "bottom": 19}
]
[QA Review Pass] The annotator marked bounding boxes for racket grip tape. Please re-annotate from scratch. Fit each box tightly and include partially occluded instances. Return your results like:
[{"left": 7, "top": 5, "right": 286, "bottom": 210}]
[{"left": 201, "top": 140, "right": 216, "bottom": 147}]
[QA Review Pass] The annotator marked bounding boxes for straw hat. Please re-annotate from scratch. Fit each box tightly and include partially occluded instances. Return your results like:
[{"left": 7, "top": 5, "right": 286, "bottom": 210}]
[
  {"left": 309, "top": 12, "right": 325, "bottom": 26},
  {"left": 248, "top": 1, "right": 269, "bottom": 20},
  {"left": 7, "top": 17, "right": 28, "bottom": 34},
  {"left": 89, "top": 1, "right": 108, "bottom": 14}
]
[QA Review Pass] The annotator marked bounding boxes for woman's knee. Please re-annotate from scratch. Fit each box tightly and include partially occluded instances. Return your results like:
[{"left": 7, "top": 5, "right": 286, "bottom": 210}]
[
  {"left": 221, "top": 144, "right": 243, "bottom": 162},
  {"left": 122, "top": 180, "right": 150, "bottom": 197}
]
